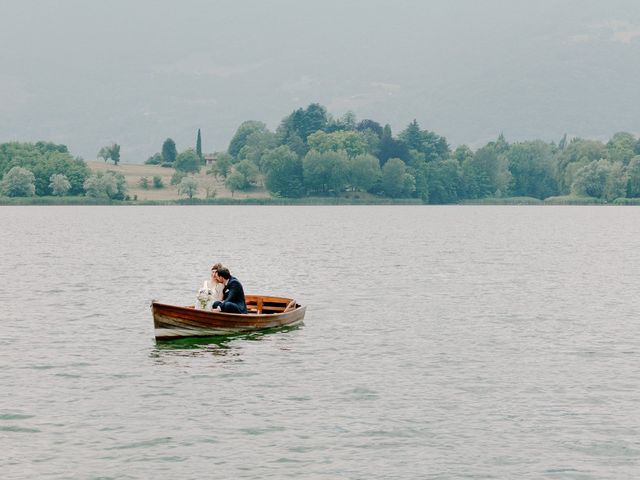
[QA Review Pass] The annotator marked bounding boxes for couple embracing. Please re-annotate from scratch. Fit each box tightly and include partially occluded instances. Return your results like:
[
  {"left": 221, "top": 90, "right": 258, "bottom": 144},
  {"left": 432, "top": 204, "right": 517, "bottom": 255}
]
[{"left": 208, "top": 263, "right": 247, "bottom": 314}]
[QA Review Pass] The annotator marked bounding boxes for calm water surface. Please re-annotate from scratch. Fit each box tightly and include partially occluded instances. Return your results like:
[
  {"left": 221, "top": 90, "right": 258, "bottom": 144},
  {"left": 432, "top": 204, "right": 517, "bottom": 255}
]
[{"left": 1, "top": 206, "right": 639, "bottom": 479}]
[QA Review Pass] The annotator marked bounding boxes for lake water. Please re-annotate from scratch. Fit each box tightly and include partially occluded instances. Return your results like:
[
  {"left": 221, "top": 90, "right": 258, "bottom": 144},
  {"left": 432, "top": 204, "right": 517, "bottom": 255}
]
[{"left": 1, "top": 206, "right": 639, "bottom": 479}]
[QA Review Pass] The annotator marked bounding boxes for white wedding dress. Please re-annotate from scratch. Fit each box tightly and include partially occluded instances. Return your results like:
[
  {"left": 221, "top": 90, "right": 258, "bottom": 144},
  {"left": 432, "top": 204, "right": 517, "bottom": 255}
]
[{"left": 195, "top": 280, "right": 224, "bottom": 310}]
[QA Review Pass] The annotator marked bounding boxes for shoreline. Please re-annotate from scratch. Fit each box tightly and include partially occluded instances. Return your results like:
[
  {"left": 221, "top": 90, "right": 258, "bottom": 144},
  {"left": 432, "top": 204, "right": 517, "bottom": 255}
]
[{"left": 1, "top": 197, "right": 638, "bottom": 206}]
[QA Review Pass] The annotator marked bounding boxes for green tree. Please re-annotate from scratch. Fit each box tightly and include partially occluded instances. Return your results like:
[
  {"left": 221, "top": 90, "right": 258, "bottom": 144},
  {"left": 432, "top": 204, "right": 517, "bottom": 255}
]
[
  {"left": 31, "top": 153, "right": 89, "bottom": 195},
  {"left": 338, "top": 111, "right": 357, "bottom": 130},
  {"left": 170, "top": 171, "right": 186, "bottom": 185},
  {"left": 408, "top": 162, "right": 429, "bottom": 202},
  {"left": 452, "top": 145, "right": 474, "bottom": 165},
  {"left": 84, "top": 172, "right": 118, "bottom": 199},
  {"left": 506, "top": 141, "right": 559, "bottom": 199},
  {"left": 49, "top": 173, "right": 71, "bottom": 196},
  {"left": 556, "top": 138, "right": 606, "bottom": 193},
  {"left": 0, "top": 142, "right": 89, "bottom": 195},
  {"left": 278, "top": 103, "right": 328, "bottom": 145},
  {"left": 138, "top": 177, "right": 149, "bottom": 189},
  {"left": 98, "top": 146, "right": 111, "bottom": 163},
  {"left": 200, "top": 176, "right": 217, "bottom": 198},
  {"left": 35, "top": 141, "right": 68, "bottom": 154},
  {"left": 606, "top": 132, "right": 636, "bottom": 165},
  {"left": 236, "top": 159, "right": 259, "bottom": 186},
  {"left": 381, "top": 158, "right": 414, "bottom": 198},
  {"left": 306, "top": 131, "right": 341, "bottom": 153},
  {"left": 626, "top": 156, "right": 640, "bottom": 197},
  {"left": 1, "top": 166, "right": 36, "bottom": 197},
  {"left": 174, "top": 149, "right": 201, "bottom": 173},
  {"left": 307, "top": 130, "right": 371, "bottom": 158},
  {"left": 111, "top": 143, "right": 120, "bottom": 165},
  {"left": 196, "top": 128, "right": 203, "bottom": 161},
  {"left": 236, "top": 129, "right": 277, "bottom": 170},
  {"left": 427, "top": 159, "right": 462, "bottom": 204},
  {"left": 378, "top": 124, "right": 410, "bottom": 164},
  {"left": 302, "top": 150, "right": 349, "bottom": 193},
  {"left": 603, "top": 162, "right": 626, "bottom": 201},
  {"left": 152, "top": 175, "right": 164, "bottom": 188},
  {"left": 110, "top": 171, "right": 126, "bottom": 199},
  {"left": 145, "top": 153, "right": 162, "bottom": 165},
  {"left": 209, "top": 152, "right": 232, "bottom": 179},
  {"left": 228, "top": 121, "right": 269, "bottom": 158},
  {"left": 97, "top": 144, "right": 120, "bottom": 165},
  {"left": 465, "top": 138, "right": 512, "bottom": 197},
  {"left": 399, "top": 119, "right": 422, "bottom": 151},
  {"left": 350, "top": 154, "right": 381, "bottom": 191},
  {"left": 558, "top": 133, "right": 568, "bottom": 151},
  {"left": 178, "top": 176, "right": 198, "bottom": 199},
  {"left": 403, "top": 172, "right": 416, "bottom": 196},
  {"left": 283, "top": 132, "right": 307, "bottom": 158},
  {"left": 420, "top": 130, "right": 450, "bottom": 163},
  {"left": 356, "top": 119, "right": 384, "bottom": 138},
  {"left": 263, "top": 146, "right": 304, "bottom": 197},
  {"left": 162, "top": 138, "right": 177, "bottom": 164},
  {"left": 109, "top": 171, "right": 126, "bottom": 199},
  {"left": 461, "top": 155, "right": 487, "bottom": 199},
  {"left": 64, "top": 159, "right": 91, "bottom": 196},
  {"left": 225, "top": 171, "right": 246, "bottom": 196},
  {"left": 572, "top": 159, "right": 626, "bottom": 201},
  {"left": 399, "top": 120, "right": 450, "bottom": 162}
]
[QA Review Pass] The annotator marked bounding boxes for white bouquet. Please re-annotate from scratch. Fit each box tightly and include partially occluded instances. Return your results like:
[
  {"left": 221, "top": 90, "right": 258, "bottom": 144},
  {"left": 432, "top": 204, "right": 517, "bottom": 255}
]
[{"left": 196, "top": 280, "right": 214, "bottom": 310}]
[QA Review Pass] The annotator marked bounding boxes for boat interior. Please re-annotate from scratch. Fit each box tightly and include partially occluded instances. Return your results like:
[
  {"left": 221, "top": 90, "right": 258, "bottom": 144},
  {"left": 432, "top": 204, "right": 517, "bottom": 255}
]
[{"left": 245, "top": 295, "right": 297, "bottom": 314}]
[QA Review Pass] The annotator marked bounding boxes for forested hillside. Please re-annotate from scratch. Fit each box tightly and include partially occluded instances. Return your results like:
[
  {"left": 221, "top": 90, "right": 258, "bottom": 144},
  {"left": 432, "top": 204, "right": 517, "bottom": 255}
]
[{"left": 214, "top": 103, "right": 640, "bottom": 203}]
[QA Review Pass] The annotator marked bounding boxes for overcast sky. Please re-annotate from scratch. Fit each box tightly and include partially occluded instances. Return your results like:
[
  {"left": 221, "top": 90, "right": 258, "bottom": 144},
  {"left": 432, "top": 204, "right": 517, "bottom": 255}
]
[{"left": 1, "top": 0, "right": 639, "bottom": 161}]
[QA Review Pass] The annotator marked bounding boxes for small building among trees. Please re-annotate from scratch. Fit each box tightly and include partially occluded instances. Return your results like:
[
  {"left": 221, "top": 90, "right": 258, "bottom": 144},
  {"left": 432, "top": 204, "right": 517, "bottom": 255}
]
[{"left": 204, "top": 153, "right": 218, "bottom": 167}]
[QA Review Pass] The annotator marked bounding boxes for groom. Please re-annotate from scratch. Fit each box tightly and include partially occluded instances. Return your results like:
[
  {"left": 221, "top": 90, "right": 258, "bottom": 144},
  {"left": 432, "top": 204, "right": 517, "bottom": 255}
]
[{"left": 212, "top": 267, "right": 247, "bottom": 314}]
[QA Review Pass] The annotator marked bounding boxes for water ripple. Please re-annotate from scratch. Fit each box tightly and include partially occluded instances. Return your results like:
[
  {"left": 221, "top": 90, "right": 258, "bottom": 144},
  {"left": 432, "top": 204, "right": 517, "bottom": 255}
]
[{"left": 1, "top": 206, "right": 639, "bottom": 479}]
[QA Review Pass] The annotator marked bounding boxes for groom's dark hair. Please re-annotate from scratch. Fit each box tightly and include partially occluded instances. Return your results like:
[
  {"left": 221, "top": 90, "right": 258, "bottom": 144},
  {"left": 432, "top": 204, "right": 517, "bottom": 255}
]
[{"left": 216, "top": 267, "right": 231, "bottom": 280}]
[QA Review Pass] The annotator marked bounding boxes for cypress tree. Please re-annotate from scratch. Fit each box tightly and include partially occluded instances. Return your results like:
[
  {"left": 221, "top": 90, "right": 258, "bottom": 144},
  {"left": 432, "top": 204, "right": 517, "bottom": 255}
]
[{"left": 196, "top": 129, "right": 203, "bottom": 162}]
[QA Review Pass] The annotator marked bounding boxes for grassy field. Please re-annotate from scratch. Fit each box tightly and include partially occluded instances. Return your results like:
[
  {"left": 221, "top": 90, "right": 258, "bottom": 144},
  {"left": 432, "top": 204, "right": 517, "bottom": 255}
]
[
  {"left": 87, "top": 161, "right": 269, "bottom": 201},
  {"left": 0, "top": 160, "right": 424, "bottom": 205}
]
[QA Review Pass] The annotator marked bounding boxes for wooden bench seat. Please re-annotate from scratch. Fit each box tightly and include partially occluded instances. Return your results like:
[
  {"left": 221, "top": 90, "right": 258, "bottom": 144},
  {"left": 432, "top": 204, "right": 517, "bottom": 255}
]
[{"left": 245, "top": 295, "right": 294, "bottom": 314}]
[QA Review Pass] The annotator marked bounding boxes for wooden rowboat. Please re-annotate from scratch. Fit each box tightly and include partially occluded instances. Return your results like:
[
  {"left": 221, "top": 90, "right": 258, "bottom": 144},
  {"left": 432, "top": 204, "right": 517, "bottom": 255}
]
[{"left": 152, "top": 294, "right": 306, "bottom": 340}]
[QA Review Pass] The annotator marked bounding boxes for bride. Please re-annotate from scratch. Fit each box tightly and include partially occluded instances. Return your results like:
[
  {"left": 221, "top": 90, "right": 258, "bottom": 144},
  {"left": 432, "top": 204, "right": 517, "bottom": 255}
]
[{"left": 195, "top": 263, "right": 225, "bottom": 310}]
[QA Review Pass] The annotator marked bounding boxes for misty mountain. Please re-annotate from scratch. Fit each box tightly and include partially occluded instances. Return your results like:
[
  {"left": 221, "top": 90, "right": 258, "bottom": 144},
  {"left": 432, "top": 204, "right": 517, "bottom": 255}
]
[{"left": 0, "top": 0, "right": 638, "bottom": 162}]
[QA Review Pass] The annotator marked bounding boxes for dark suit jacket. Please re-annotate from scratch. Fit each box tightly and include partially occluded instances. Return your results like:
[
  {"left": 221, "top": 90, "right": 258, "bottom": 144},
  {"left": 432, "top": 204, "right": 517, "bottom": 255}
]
[{"left": 221, "top": 277, "right": 247, "bottom": 313}]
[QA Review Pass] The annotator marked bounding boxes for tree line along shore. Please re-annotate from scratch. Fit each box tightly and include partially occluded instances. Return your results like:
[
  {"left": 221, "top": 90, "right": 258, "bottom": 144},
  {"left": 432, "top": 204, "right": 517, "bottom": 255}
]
[{"left": 2, "top": 103, "right": 640, "bottom": 205}]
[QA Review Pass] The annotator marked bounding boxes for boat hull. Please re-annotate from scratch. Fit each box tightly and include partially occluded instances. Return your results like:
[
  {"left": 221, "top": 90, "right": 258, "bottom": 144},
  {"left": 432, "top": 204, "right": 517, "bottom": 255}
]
[{"left": 152, "top": 298, "right": 306, "bottom": 340}]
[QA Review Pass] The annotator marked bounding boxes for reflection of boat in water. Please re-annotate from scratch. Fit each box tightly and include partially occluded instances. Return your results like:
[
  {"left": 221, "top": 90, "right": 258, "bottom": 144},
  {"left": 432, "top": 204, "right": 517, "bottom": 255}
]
[{"left": 151, "top": 295, "right": 306, "bottom": 340}]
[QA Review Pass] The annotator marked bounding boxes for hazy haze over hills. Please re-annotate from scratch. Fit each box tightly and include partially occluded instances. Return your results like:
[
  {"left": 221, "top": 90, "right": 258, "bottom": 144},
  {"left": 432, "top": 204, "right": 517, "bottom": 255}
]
[{"left": 1, "top": 0, "right": 639, "bottom": 162}]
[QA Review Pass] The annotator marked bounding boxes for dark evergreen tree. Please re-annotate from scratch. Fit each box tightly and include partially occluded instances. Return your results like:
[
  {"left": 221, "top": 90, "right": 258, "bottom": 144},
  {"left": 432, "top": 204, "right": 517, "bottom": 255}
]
[
  {"left": 277, "top": 103, "right": 328, "bottom": 145},
  {"left": 399, "top": 120, "right": 422, "bottom": 151},
  {"left": 356, "top": 119, "right": 384, "bottom": 138},
  {"left": 378, "top": 124, "right": 410, "bottom": 165},
  {"left": 162, "top": 138, "right": 177, "bottom": 164},
  {"left": 421, "top": 130, "right": 450, "bottom": 162},
  {"left": 558, "top": 133, "right": 568, "bottom": 151},
  {"left": 196, "top": 129, "right": 203, "bottom": 161}
]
